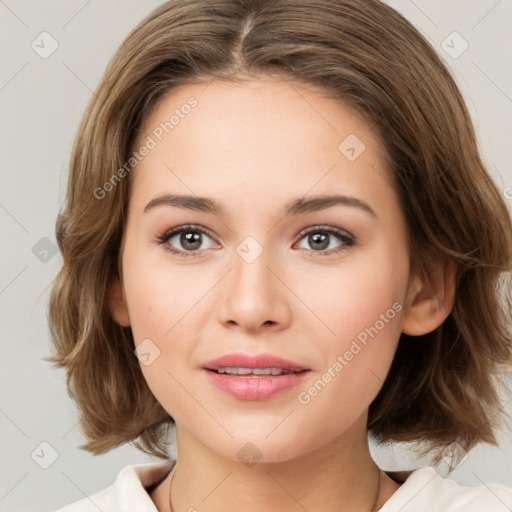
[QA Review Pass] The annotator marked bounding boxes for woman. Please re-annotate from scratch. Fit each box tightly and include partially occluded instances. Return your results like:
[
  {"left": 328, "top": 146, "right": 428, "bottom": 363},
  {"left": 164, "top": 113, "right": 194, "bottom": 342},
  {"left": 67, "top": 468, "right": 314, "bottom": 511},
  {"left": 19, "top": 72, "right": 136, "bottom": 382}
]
[{"left": 49, "top": 0, "right": 512, "bottom": 510}]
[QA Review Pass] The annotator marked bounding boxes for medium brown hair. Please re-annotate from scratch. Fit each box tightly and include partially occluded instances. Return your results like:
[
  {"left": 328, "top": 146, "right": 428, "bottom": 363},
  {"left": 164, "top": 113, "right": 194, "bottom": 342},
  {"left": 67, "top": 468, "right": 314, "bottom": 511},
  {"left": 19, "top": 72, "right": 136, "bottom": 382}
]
[{"left": 47, "top": 0, "right": 512, "bottom": 462}]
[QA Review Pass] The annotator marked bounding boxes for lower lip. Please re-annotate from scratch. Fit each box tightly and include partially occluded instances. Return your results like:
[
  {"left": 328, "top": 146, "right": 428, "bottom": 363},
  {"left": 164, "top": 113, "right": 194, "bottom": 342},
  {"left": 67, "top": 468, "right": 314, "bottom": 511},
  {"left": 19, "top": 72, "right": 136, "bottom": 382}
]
[{"left": 203, "top": 369, "right": 311, "bottom": 400}]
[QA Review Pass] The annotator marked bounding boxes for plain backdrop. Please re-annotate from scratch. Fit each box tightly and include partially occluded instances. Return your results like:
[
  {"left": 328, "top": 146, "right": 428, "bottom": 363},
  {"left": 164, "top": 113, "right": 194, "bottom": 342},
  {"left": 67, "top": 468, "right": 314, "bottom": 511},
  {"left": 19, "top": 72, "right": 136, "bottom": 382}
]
[{"left": 1, "top": 1, "right": 511, "bottom": 511}]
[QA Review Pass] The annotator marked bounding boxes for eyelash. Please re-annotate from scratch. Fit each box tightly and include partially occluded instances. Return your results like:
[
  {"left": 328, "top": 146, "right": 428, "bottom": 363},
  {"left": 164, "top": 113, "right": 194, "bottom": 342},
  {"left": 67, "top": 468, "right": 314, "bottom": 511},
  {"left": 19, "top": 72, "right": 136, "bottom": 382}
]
[{"left": 155, "top": 224, "right": 356, "bottom": 258}]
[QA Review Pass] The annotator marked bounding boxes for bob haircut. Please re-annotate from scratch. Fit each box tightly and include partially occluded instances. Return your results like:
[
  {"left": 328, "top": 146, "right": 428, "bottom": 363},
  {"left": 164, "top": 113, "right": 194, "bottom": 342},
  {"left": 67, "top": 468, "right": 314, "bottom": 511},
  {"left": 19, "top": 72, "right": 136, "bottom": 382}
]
[{"left": 48, "top": 0, "right": 512, "bottom": 462}]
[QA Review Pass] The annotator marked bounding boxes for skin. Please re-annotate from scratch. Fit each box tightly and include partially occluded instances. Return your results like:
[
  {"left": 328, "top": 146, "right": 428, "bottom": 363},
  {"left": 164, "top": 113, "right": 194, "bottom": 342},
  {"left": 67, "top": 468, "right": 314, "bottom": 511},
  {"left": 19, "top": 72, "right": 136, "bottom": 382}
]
[{"left": 110, "top": 75, "right": 455, "bottom": 511}]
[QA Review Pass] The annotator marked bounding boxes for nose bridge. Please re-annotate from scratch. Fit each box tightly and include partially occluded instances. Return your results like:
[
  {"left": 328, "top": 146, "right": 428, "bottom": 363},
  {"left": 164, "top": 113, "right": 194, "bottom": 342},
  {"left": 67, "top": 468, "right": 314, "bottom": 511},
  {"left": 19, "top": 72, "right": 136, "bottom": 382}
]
[
  {"left": 231, "top": 234, "right": 276, "bottom": 300},
  {"left": 216, "top": 233, "right": 290, "bottom": 330}
]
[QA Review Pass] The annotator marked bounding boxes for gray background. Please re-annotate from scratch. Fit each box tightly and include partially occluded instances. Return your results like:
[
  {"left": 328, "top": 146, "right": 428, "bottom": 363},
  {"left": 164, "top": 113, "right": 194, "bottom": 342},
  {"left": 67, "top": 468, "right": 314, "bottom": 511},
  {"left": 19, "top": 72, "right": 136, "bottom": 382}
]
[{"left": 1, "top": 1, "right": 511, "bottom": 511}]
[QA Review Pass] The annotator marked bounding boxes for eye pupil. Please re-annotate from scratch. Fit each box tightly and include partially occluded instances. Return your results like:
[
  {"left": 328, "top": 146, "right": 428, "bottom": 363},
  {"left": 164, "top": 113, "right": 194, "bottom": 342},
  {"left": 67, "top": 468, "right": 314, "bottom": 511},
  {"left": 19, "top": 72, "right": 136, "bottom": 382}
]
[
  {"left": 181, "top": 232, "right": 202, "bottom": 250},
  {"left": 309, "top": 232, "right": 329, "bottom": 250}
]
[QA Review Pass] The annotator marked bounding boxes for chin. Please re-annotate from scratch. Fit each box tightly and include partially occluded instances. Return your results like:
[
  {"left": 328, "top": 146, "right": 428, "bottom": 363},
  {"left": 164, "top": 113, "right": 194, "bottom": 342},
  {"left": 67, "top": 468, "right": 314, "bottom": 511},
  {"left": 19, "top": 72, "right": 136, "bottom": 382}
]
[{"left": 195, "top": 428, "right": 320, "bottom": 466}]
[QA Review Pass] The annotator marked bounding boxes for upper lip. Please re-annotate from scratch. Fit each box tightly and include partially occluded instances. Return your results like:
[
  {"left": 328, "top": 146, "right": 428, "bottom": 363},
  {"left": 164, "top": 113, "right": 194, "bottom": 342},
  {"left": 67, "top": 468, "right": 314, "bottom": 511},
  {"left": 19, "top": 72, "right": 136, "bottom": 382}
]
[{"left": 201, "top": 353, "right": 310, "bottom": 372}]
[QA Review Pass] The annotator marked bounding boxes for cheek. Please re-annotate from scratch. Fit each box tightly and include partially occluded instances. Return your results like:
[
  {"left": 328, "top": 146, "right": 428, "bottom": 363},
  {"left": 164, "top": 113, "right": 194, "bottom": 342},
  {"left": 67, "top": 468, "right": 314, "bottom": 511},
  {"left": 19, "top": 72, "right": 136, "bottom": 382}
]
[
  {"left": 301, "top": 239, "right": 406, "bottom": 344},
  {"left": 122, "top": 249, "right": 210, "bottom": 409},
  {"left": 123, "top": 244, "right": 206, "bottom": 342},
  {"left": 125, "top": 271, "right": 194, "bottom": 417},
  {"left": 295, "top": 240, "right": 406, "bottom": 409}
]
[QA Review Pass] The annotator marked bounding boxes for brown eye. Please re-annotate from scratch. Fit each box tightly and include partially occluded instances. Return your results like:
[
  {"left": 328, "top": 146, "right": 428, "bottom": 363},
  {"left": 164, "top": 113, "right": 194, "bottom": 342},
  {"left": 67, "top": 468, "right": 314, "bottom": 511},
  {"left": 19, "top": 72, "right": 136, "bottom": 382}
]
[
  {"left": 307, "top": 232, "right": 330, "bottom": 250},
  {"left": 296, "top": 226, "right": 355, "bottom": 255},
  {"left": 178, "top": 231, "right": 203, "bottom": 251},
  {"left": 157, "top": 225, "right": 219, "bottom": 257}
]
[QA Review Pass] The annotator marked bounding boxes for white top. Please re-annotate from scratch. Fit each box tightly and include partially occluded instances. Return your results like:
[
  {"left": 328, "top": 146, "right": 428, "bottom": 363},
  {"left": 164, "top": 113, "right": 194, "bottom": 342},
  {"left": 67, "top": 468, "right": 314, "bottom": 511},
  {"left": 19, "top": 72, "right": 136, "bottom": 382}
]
[{"left": 54, "top": 461, "right": 512, "bottom": 512}]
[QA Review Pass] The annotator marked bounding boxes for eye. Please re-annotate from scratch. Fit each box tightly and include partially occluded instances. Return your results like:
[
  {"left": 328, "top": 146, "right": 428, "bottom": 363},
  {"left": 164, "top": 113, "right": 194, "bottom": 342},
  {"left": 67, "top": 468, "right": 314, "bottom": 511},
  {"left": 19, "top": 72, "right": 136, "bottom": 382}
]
[
  {"left": 156, "top": 224, "right": 356, "bottom": 258},
  {"left": 156, "top": 224, "right": 219, "bottom": 257},
  {"left": 295, "top": 226, "right": 355, "bottom": 256}
]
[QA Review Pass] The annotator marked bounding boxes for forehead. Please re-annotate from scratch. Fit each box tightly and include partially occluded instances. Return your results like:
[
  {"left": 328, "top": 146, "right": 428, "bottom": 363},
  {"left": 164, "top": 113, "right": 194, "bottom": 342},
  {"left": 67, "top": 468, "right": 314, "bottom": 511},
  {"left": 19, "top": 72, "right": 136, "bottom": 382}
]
[
  {"left": 130, "top": 77, "right": 396, "bottom": 216},
  {"left": 139, "top": 76, "right": 382, "bottom": 155}
]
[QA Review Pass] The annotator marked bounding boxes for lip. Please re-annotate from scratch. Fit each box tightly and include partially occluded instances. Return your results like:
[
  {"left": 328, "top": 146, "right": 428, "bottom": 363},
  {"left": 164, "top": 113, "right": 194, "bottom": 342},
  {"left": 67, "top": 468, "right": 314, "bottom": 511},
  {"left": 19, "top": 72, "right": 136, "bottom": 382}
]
[
  {"left": 201, "top": 352, "right": 311, "bottom": 400},
  {"left": 201, "top": 353, "right": 309, "bottom": 372}
]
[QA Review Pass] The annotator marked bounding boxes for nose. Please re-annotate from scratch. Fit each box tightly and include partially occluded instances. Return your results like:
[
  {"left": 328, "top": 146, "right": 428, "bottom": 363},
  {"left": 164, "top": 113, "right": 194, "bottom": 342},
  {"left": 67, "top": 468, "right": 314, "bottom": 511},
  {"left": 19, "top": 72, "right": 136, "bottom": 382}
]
[{"left": 216, "top": 242, "right": 291, "bottom": 333}]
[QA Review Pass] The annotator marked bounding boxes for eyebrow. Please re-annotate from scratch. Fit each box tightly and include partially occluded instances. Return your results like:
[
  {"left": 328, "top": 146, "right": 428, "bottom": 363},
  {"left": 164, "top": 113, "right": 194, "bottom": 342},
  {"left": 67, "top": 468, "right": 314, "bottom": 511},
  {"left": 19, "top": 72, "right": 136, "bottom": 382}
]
[{"left": 143, "top": 193, "right": 378, "bottom": 218}]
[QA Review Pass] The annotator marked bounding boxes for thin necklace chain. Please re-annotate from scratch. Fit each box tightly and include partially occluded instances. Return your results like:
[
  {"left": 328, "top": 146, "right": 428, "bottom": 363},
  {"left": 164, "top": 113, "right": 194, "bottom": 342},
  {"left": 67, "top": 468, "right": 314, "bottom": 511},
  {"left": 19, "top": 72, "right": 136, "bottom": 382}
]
[
  {"left": 168, "top": 464, "right": 177, "bottom": 512},
  {"left": 168, "top": 464, "right": 382, "bottom": 512}
]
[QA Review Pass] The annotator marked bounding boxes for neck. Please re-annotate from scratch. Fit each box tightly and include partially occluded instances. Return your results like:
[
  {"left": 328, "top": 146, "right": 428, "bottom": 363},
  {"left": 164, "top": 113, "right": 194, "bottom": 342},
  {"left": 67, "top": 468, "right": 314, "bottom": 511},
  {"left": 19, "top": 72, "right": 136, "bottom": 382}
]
[{"left": 152, "top": 416, "right": 401, "bottom": 512}]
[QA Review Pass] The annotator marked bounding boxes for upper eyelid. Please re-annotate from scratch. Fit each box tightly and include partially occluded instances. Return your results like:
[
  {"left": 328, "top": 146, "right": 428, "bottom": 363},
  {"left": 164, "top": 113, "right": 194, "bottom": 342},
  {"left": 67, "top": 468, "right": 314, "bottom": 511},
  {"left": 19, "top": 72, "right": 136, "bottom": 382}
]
[
  {"left": 297, "top": 225, "right": 353, "bottom": 239},
  {"left": 162, "top": 224, "right": 218, "bottom": 241}
]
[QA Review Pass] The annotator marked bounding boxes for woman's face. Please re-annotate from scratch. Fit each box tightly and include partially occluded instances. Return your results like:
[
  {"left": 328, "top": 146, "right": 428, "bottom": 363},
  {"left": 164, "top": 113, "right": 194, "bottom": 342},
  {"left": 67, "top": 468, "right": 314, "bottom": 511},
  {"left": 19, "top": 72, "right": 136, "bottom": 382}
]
[{"left": 113, "top": 76, "right": 413, "bottom": 463}]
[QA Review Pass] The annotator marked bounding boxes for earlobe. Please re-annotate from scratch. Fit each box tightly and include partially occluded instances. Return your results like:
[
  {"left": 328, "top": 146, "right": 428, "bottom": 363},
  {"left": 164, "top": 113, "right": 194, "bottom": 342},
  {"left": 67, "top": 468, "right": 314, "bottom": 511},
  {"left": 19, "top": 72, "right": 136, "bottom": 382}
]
[
  {"left": 109, "top": 277, "right": 131, "bottom": 327},
  {"left": 401, "top": 256, "right": 457, "bottom": 336}
]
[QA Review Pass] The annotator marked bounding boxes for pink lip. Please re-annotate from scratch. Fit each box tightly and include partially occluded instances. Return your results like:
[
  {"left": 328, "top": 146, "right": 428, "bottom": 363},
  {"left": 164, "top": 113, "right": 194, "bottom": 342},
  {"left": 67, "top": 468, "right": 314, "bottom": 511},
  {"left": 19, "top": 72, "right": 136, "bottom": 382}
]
[
  {"left": 201, "top": 353, "right": 309, "bottom": 372},
  {"left": 201, "top": 352, "right": 311, "bottom": 400}
]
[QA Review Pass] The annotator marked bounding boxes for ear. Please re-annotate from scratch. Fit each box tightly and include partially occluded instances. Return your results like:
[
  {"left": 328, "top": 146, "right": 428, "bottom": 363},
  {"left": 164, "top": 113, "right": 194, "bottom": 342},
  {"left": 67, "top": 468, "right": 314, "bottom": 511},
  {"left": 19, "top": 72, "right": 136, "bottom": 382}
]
[
  {"left": 401, "top": 254, "right": 456, "bottom": 336},
  {"left": 109, "top": 277, "right": 131, "bottom": 327}
]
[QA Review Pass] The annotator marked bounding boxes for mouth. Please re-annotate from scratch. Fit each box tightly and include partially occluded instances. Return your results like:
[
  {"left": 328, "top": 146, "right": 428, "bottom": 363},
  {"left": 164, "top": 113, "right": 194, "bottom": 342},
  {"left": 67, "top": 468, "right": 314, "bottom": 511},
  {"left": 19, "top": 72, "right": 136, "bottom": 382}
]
[
  {"left": 201, "top": 353, "right": 311, "bottom": 400},
  {"left": 208, "top": 368, "right": 310, "bottom": 378},
  {"left": 206, "top": 367, "right": 310, "bottom": 377}
]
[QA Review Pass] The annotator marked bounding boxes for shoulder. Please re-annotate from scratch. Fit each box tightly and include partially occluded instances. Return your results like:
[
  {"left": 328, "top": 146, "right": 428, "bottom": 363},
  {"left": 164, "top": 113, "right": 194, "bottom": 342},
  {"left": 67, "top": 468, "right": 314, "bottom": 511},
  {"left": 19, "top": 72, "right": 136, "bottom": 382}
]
[
  {"left": 53, "top": 461, "right": 175, "bottom": 512},
  {"left": 380, "top": 466, "right": 512, "bottom": 512}
]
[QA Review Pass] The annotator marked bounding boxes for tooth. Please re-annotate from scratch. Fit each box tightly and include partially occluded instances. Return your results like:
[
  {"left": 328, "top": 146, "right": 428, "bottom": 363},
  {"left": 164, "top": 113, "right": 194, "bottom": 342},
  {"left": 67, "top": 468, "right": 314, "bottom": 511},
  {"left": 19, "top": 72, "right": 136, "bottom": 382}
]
[
  {"left": 229, "top": 367, "right": 252, "bottom": 375},
  {"left": 218, "top": 367, "right": 253, "bottom": 375},
  {"left": 215, "top": 367, "right": 289, "bottom": 376}
]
